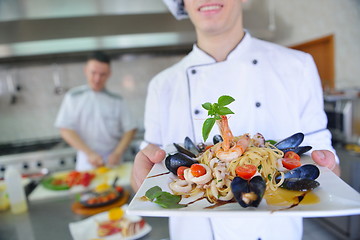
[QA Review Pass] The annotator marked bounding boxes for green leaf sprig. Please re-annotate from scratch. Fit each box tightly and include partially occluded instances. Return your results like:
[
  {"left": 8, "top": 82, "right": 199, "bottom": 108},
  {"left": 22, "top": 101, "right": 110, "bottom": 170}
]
[
  {"left": 201, "top": 95, "right": 235, "bottom": 142},
  {"left": 145, "top": 186, "right": 186, "bottom": 209}
]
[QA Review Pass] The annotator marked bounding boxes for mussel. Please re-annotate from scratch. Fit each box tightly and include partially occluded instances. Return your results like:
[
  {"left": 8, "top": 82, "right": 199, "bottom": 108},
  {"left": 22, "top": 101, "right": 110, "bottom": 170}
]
[
  {"left": 231, "top": 176, "right": 266, "bottom": 208},
  {"left": 275, "top": 132, "right": 312, "bottom": 155},
  {"left": 276, "top": 164, "right": 320, "bottom": 191},
  {"left": 173, "top": 137, "right": 201, "bottom": 158},
  {"left": 173, "top": 143, "right": 197, "bottom": 158},
  {"left": 213, "top": 134, "right": 223, "bottom": 144},
  {"left": 184, "top": 137, "right": 201, "bottom": 156},
  {"left": 165, "top": 152, "right": 198, "bottom": 175}
]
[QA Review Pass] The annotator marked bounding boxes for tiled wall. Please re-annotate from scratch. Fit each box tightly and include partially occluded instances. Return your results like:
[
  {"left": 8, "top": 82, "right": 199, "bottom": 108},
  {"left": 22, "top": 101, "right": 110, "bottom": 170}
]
[{"left": 0, "top": 54, "right": 184, "bottom": 143}]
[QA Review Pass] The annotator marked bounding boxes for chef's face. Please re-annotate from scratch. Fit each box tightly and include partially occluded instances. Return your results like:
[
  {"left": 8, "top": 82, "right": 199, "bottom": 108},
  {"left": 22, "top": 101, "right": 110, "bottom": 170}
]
[
  {"left": 183, "top": 0, "right": 245, "bottom": 37},
  {"left": 84, "top": 59, "right": 111, "bottom": 91}
]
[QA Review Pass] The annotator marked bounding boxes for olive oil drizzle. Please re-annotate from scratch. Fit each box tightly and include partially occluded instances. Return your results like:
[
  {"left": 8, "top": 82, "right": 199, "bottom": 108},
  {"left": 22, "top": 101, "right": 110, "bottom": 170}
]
[{"left": 271, "top": 192, "right": 308, "bottom": 212}]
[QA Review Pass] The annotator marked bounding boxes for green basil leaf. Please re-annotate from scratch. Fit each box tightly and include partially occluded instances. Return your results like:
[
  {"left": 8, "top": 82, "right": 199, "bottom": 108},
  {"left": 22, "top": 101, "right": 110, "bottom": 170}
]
[
  {"left": 202, "top": 102, "right": 212, "bottom": 110},
  {"left": 266, "top": 140, "right": 277, "bottom": 145},
  {"left": 208, "top": 109, "right": 216, "bottom": 116},
  {"left": 217, "top": 106, "right": 235, "bottom": 115},
  {"left": 218, "top": 95, "right": 235, "bottom": 107},
  {"left": 145, "top": 186, "right": 162, "bottom": 201},
  {"left": 156, "top": 192, "right": 182, "bottom": 204},
  {"left": 202, "top": 117, "right": 216, "bottom": 142}
]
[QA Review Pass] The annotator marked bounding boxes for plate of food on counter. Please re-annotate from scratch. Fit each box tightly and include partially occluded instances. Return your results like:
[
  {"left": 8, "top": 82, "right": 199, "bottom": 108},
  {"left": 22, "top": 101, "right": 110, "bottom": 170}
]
[
  {"left": 41, "top": 170, "right": 96, "bottom": 191},
  {"left": 127, "top": 96, "right": 360, "bottom": 218},
  {"left": 69, "top": 204, "right": 151, "bottom": 240}
]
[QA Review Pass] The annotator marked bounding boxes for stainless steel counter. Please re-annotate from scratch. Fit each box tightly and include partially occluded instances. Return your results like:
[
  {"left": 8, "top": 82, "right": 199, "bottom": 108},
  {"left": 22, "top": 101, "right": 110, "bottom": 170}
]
[{"left": 0, "top": 196, "right": 170, "bottom": 240}]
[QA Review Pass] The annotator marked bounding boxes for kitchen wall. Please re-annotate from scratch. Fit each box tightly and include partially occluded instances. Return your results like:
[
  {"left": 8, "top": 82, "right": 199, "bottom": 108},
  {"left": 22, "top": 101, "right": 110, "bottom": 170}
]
[
  {"left": 273, "top": 0, "right": 360, "bottom": 89},
  {"left": 0, "top": 0, "right": 359, "bottom": 144}
]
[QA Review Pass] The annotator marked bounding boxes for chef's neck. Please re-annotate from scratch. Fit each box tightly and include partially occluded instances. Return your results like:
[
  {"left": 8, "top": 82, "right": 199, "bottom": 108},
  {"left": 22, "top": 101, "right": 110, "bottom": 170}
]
[{"left": 196, "top": 29, "right": 245, "bottom": 62}]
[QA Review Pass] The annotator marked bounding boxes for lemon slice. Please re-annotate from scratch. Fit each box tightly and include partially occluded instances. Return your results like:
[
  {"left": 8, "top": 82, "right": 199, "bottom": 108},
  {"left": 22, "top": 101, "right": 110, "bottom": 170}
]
[
  {"left": 96, "top": 166, "right": 110, "bottom": 174},
  {"left": 95, "top": 183, "right": 111, "bottom": 193},
  {"left": 108, "top": 207, "right": 124, "bottom": 221}
]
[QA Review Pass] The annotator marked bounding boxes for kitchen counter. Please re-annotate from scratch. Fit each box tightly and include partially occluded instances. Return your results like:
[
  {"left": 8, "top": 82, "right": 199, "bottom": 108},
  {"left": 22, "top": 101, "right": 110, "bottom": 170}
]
[{"left": 0, "top": 194, "right": 170, "bottom": 240}]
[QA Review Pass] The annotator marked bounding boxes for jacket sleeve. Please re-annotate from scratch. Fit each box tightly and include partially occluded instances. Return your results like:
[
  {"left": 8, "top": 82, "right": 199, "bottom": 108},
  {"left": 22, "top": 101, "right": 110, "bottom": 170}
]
[{"left": 298, "top": 54, "right": 338, "bottom": 162}]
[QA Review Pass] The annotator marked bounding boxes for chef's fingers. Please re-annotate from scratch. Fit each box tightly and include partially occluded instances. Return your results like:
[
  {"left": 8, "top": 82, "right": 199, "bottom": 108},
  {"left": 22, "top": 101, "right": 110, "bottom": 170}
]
[
  {"left": 141, "top": 144, "right": 166, "bottom": 164},
  {"left": 311, "top": 150, "right": 340, "bottom": 176},
  {"left": 131, "top": 144, "right": 166, "bottom": 191}
]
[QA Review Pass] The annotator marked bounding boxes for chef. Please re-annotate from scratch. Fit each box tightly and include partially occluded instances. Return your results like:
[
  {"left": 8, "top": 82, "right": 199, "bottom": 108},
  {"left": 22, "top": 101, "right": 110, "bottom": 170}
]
[
  {"left": 132, "top": 0, "right": 339, "bottom": 239},
  {"left": 55, "top": 51, "right": 137, "bottom": 171}
]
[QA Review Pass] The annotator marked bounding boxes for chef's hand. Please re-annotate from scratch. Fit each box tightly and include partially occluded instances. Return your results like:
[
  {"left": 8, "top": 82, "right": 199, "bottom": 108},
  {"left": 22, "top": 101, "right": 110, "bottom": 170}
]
[
  {"left": 107, "top": 152, "right": 122, "bottom": 167},
  {"left": 311, "top": 150, "right": 340, "bottom": 176},
  {"left": 131, "top": 144, "right": 166, "bottom": 192},
  {"left": 87, "top": 152, "right": 104, "bottom": 168}
]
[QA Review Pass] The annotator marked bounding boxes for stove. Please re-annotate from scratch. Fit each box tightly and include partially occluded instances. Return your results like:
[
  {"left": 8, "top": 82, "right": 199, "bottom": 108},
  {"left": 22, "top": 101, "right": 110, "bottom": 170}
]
[{"left": 0, "top": 138, "right": 76, "bottom": 179}]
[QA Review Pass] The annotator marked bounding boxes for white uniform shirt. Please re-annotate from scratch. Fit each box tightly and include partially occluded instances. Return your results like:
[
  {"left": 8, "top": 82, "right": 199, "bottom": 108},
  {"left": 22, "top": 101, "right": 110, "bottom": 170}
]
[
  {"left": 55, "top": 85, "right": 135, "bottom": 170},
  {"left": 143, "top": 33, "right": 337, "bottom": 240}
]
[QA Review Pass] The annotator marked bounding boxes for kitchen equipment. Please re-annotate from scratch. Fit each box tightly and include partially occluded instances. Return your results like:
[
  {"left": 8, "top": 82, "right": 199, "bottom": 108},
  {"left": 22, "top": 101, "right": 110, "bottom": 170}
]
[
  {"left": 324, "top": 90, "right": 360, "bottom": 144},
  {"left": 0, "top": 138, "right": 76, "bottom": 180}
]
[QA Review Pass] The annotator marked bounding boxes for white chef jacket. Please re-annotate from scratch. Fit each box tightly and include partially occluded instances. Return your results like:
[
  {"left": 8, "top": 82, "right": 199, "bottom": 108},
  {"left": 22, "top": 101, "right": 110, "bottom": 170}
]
[
  {"left": 143, "top": 32, "right": 336, "bottom": 240},
  {"left": 55, "top": 85, "right": 135, "bottom": 171}
]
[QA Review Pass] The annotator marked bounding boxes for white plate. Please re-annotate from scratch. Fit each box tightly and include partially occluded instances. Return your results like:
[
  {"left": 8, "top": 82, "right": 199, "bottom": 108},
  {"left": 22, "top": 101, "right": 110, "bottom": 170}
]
[
  {"left": 127, "top": 148, "right": 360, "bottom": 218},
  {"left": 69, "top": 204, "right": 152, "bottom": 240}
]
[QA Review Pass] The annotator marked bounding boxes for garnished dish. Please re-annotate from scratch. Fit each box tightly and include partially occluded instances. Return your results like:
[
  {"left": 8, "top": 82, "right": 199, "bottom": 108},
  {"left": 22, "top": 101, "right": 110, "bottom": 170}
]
[
  {"left": 41, "top": 170, "right": 95, "bottom": 191},
  {"left": 69, "top": 205, "right": 152, "bottom": 240},
  {"left": 79, "top": 182, "right": 124, "bottom": 208},
  {"left": 127, "top": 96, "right": 360, "bottom": 217},
  {"left": 97, "top": 207, "right": 146, "bottom": 238},
  {"left": 147, "top": 96, "right": 317, "bottom": 209}
]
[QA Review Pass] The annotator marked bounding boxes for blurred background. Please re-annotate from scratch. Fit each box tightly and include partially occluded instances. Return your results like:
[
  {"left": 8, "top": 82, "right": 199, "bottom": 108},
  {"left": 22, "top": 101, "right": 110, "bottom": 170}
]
[{"left": 0, "top": 0, "right": 359, "bottom": 239}]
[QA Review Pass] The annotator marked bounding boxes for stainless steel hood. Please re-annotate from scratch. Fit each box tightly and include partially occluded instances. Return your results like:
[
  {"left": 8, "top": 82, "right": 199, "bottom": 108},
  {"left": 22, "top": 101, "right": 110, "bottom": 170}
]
[{"left": 0, "top": 0, "right": 276, "bottom": 60}]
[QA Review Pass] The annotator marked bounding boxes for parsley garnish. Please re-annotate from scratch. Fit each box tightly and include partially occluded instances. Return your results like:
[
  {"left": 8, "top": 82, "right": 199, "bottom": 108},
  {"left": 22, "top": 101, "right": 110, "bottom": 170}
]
[{"left": 201, "top": 95, "right": 235, "bottom": 142}]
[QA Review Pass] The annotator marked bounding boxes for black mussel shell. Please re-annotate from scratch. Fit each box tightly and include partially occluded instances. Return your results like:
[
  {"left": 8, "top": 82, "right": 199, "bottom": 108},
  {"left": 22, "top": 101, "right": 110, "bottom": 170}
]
[
  {"left": 275, "top": 132, "right": 304, "bottom": 150},
  {"left": 277, "top": 164, "right": 320, "bottom": 181},
  {"left": 165, "top": 152, "right": 198, "bottom": 175},
  {"left": 197, "top": 143, "right": 206, "bottom": 153},
  {"left": 173, "top": 143, "right": 196, "bottom": 158},
  {"left": 184, "top": 137, "right": 200, "bottom": 156},
  {"left": 213, "top": 134, "right": 223, "bottom": 144},
  {"left": 280, "top": 178, "right": 320, "bottom": 191},
  {"left": 231, "top": 176, "right": 266, "bottom": 208},
  {"left": 281, "top": 146, "right": 312, "bottom": 156}
]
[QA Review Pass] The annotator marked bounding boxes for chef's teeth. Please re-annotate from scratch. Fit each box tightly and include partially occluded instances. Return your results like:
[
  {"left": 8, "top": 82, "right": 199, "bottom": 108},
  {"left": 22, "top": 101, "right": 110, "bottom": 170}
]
[{"left": 200, "top": 5, "right": 221, "bottom": 11}]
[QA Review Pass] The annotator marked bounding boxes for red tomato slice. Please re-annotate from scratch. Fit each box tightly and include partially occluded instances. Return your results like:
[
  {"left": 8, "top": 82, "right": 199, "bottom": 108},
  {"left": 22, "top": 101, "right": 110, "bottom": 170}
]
[
  {"left": 235, "top": 164, "right": 257, "bottom": 180},
  {"left": 282, "top": 158, "right": 302, "bottom": 170},
  {"left": 284, "top": 151, "right": 301, "bottom": 160},
  {"left": 190, "top": 164, "right": 207, "bottom": 177},
  {"left": 177, "top": 166, "right": 189, "bottom": 180}
]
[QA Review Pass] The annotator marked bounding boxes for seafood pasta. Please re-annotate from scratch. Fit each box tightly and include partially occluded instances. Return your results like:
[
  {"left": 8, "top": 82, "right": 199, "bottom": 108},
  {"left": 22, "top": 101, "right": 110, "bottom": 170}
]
[
  {"left": 169, "top": 133, "right": 285, "bottom": 204},
  {"left": 168, "top": 115, "right": 289, "bottom": 204}
]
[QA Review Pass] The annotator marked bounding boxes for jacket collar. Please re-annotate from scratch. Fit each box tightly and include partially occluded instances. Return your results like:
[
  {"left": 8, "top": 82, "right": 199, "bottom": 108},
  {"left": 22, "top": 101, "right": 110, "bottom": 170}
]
[{"left": 185, "top": 30, "right": 253, "bottom": 67}]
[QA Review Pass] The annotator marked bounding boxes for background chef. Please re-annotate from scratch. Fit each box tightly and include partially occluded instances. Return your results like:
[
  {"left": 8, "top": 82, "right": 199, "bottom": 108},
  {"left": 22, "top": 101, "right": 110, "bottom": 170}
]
[{"left": 55, "top": 51, "right": 137, "bottom": 171}]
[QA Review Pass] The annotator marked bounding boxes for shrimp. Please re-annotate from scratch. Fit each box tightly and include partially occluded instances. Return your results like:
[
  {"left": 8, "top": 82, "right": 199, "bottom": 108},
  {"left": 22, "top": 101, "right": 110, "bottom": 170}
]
[{"left": 215, "top": 115, "right": 250, "bottom": 162}]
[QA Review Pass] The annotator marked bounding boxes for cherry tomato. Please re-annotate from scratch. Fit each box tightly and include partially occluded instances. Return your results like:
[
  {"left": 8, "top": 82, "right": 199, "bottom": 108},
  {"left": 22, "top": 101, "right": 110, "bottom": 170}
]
[
  {"left": 284, "top": 151, "right": 301, "bottom": 161},
  {"left": 115, "top": 186, "right": 123, "bottom": 193},
  {"left": 282, "top": 158, "right": 302, "bottom": 170},
  {"left": 235, "top": 164, "right": 257, "bottom": 180},
  {"left": 190, "top": 164, "right": 207, "bottom": 177},
  {"left": 177, "top": 166, "right": 189, "bottom": 180}
]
